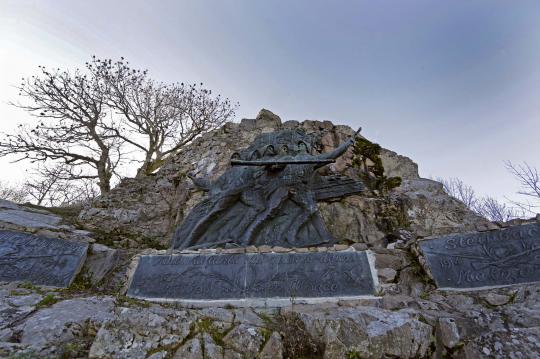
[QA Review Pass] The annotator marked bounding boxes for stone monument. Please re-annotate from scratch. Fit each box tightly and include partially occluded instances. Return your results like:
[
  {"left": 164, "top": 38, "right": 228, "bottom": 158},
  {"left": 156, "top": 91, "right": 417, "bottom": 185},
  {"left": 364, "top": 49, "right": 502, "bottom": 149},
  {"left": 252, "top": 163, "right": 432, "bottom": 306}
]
[
  {"left": 172, "top": 128, "right": 365, "bottom": 250},
  {"left": 128, "top": 127, "right": 379, "bottom": 303}
]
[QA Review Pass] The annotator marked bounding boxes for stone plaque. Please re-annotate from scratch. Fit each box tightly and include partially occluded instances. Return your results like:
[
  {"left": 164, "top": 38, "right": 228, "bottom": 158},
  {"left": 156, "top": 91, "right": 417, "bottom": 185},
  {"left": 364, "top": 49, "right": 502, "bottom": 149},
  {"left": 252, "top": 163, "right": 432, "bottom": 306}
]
[
  {"left": 128, "top": 251, "right": 376, "bottom": 302},
  {"left": 419, "top": 223, "right": 540, "bottom": 289},
  {"left": 0, "top": 230, "right": 88, "bottom": 287}
]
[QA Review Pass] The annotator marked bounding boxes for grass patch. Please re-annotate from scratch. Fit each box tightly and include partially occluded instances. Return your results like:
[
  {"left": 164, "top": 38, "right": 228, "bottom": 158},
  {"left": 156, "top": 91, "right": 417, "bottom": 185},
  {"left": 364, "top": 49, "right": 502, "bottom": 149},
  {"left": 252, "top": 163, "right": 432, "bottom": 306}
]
[
  {"left": 347, "top": 350, "right": 364, "bottom": 359},
  {"left": 18, "top": 282, "right": 43, "bottom": 292},
  {"left": 115, "top": 294, "right": 151, "bottom": 308},
  {"left": 66, "top": 266, "right": 93, "bottom": 292},
  {"left": 191, "top": 317, "right": 229, "bottom": 346},
  {"left": 36, "top": 294, "right": 58, "bottom": 308},
  {"left": 7, "top": 351, "right": 39, "bottom": 359}
]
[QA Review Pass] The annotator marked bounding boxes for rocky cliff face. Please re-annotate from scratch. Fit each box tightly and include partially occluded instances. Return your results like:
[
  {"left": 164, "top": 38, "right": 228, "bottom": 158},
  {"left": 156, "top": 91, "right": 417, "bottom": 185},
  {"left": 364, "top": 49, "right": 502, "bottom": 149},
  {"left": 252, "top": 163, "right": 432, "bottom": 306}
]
[{"left": 78, "top": 109, "right": 490, "bottom": 248}]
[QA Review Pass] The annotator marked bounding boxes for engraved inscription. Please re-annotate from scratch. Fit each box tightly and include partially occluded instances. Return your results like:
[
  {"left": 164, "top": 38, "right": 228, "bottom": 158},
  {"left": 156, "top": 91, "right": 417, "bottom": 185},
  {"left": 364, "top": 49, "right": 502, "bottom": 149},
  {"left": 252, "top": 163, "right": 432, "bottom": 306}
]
[
  {"left": 129, "top": 254, "right": 246, "bottom": 300},
  {"left": 419, "top": 223, "right": 540, "bottom": 289},
  {"left": 245, "top": 252, "right": 374, "bottom": 298},
  {"left": 127, "top": 251, "right": 376, "bottom": 300},
  {"left": 0, "top": 230, "right": 88, "bottom": 287}
]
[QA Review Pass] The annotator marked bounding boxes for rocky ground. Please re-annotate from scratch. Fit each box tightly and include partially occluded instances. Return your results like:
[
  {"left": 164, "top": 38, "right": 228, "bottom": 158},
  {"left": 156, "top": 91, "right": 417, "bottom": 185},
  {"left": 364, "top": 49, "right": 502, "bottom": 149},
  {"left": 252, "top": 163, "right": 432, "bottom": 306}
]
[
  {"left": 1, "top": 110, "right": 539, "bottom": 358},
  {"left": 1, "top": 246, "right": 539, "bottom": 358}
]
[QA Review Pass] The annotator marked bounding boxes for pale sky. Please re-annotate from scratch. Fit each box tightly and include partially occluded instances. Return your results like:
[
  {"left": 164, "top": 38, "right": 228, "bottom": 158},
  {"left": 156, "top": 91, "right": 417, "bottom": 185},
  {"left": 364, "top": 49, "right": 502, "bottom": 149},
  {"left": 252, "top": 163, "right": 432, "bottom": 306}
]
[{"left": 1, "top": 0, "right": 539, "bottom": 203}]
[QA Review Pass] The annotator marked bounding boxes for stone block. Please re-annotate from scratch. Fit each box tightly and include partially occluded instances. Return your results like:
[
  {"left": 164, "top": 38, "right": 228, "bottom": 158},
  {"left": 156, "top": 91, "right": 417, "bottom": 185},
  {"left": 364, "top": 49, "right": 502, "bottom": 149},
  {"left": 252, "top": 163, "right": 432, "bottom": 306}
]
[
  {"left": 0, "top": 230, "right": 88, "bottom": 287},
  {"left": 419, "top": 223, "right": 540, "bottom": 289},
  {"left": 127, "top": 251, "right": 377, "bottom": 302}
]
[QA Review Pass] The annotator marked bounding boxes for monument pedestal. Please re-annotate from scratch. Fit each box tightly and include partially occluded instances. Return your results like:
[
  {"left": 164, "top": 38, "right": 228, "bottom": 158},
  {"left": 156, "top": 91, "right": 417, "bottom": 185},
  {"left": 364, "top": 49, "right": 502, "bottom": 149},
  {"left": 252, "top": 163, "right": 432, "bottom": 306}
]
[{"left": 126, "top": 246, "right": 379, "bottom": 307}]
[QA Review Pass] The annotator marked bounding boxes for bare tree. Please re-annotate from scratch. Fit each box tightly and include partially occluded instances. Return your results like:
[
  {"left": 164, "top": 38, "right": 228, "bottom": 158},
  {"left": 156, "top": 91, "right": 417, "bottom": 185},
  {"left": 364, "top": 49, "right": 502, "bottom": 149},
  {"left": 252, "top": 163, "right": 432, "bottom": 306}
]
[
  {"left": 437, "top": 176, "right": 525, "bottom": 222},
  {"left": 0, "top": 59, "right": 123, "bottom": 194},
  {"left": 436, "top": 177, "right": 478, "bottom": 209},
  {"left": 95, "top": 58, "right": 238, "bottom": 176},
  {"left": 505, "top": 161, "right": 540, "bottom": 214},
  {"left": 475, "top": 196, "right": 525, "bottom": 222},
  {"left": 23, "top": 165, "right": 99, "bottom": 207},
  {"left": 0, "top": 181, "right": 28, "bottom": 203},
  {"left": 23, "top": 166, "right": 62, "bottom": 206},
  {"left": 1, "top": 57, "right": 238, "bottom": 195}
]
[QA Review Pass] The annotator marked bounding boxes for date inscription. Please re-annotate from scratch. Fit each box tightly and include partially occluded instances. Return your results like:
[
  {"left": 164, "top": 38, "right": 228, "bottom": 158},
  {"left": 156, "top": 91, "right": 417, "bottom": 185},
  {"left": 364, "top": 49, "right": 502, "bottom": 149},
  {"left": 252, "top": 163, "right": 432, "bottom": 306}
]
[
  {"left": 419, "top": 223, "right": 540, "bottom": 289},
  {"left": 127, "top": 251, "right": 376, "bottom": 301},
  {"left": 0, "top": 230, "right": 88, "bottom": 287}
]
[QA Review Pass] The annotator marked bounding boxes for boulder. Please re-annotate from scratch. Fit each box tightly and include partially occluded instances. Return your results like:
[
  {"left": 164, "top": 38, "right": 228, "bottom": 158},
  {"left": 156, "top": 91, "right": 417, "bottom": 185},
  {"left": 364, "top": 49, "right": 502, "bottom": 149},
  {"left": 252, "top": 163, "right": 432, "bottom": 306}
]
[
  {"left": 89, "top": 306, "right": 192, "bottom": 359},
  {"left": 84, "top": 243, "right": 119, "bottom": 284},
  {"left": 0, "top": 200, "right": 94, "bottom": 243},
  {"left": 16, "top": 296, "right": 115, "bottom": 355},
  {"left": 283, "top": 306, "right": 432, "bottom": 358},
  {"left": 222, "top": 324, "right": 265, "bottom": 358}
]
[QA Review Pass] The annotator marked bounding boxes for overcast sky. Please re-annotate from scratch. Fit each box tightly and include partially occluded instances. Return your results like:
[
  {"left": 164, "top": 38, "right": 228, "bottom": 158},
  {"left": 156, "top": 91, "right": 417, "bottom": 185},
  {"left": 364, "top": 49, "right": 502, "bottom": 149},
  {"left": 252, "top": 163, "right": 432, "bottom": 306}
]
[{"left": 1, "top": 0, "right": 539, "bottom": 202}]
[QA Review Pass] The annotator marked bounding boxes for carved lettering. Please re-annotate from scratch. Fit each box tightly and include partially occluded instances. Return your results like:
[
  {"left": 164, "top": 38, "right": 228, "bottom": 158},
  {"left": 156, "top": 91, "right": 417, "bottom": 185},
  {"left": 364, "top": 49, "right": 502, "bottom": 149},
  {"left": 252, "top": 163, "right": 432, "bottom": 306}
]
[
  {"left": 0, "top": 230, "right": 88, "bottom": 287},
  {"left": 128, "top": 251, "right": 376, "bottom": 300},
  {"left": 420, "top": 223, "right": 540, "bottom": 289}
]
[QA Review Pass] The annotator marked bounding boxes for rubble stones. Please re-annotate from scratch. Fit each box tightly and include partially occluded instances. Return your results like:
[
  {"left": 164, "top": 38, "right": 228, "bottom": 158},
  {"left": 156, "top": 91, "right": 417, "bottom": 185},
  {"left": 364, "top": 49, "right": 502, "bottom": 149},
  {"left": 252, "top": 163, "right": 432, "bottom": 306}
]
[
  {"left": 84, "top": 243, "right": 119, "bottom": 284},
  {"left": 16, "top": 296, "right": 115, "bottom": 355},
  {"left": 436, "top": 317, "right": 461, "bottom": 349},
  {"left": 222, "top": 324, "right": 265, "bottom": 358}
]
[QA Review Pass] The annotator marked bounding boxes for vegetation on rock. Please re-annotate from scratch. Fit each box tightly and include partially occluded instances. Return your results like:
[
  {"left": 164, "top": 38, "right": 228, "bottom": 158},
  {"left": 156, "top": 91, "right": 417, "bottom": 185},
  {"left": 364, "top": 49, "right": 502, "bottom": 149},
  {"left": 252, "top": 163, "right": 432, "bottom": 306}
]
[{"left": 352, "top": 137, "right": 402, "bottom": 194}]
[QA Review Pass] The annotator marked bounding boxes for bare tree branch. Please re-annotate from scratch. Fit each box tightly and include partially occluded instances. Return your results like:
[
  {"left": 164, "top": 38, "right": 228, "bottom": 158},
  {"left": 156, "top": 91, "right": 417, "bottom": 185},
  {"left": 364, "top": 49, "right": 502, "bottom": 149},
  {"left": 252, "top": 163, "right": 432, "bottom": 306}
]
[
  {"left": 23, "top": 164, "right": 99, "bottom": 207},
  {"left": 0, "top": 58, "right": 124, "bottom": 194},
  {"left": 1, "top": 56, "right": 239, "bottom": 196},
  {"left": 436, "top": 177, "right": 478, "bottom": 209},
  {"left": 0, "top": 181, "right": 28, "bottom": 203},
  {"left": 96, "top": 59, "right": 238, "bottom": 176},
  {"left": 505, "top": 161, "right": 540, "bottom": 200},
  {"left": 475, "top": 196, "right": 525, "bottom": 222},
  {"left": 437, "top": 176, "right": 526, "bottom": 222}
]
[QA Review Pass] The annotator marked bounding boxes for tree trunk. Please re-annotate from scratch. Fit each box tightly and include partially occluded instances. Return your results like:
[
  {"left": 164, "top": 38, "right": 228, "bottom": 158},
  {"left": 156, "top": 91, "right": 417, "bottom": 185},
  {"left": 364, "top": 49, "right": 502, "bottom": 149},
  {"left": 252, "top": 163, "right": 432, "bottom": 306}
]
[{"left": 96, "top": 161, "right": 111, "bottom": 194}]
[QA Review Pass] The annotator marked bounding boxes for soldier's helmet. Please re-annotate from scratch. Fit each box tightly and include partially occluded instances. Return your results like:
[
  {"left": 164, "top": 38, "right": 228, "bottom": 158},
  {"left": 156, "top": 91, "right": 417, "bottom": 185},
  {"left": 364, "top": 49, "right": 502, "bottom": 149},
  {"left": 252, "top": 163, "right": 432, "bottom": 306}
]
[{"left": 237, "top": 129, "right": 319, "bottom": 160}]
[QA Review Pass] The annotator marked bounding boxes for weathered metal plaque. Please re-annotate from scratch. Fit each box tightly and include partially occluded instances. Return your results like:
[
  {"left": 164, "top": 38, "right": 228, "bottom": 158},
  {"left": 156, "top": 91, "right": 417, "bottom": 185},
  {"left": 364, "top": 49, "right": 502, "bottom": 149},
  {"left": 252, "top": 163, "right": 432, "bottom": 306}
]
[
  {"left": 128, "top": 251, "right": 376, "bottom": 301},
  {"left": 128, "top": 254, "right": 246, "bottom": 300},
  {"left": 0, "top": 230, "right": 88, "bottom": 287},
  {"left": 419, "top": 223, "right": 540, "bottom": 289}
]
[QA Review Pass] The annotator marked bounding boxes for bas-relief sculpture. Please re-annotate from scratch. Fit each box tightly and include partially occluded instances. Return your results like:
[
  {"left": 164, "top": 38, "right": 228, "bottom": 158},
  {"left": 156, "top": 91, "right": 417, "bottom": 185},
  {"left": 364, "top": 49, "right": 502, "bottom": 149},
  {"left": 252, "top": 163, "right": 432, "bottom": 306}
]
[
  {"left": 172, "top": 128, "right": 364, "bottom": 250},
  {"left": 0, "top": 230, "right": 88, "bottom": 287},
  {"left": 419, "top": 222, "right": 540, "bottom": 289}
]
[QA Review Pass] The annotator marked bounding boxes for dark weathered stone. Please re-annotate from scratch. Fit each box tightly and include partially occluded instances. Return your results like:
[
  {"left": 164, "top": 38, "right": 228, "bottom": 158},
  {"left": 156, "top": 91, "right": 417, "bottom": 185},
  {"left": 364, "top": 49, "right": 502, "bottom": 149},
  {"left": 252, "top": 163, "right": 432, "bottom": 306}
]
[
  {"left": 127, "top": 251, "right": 376, "bottom": 301},
  {"left": 128, "top": 254, "right": 246, "bottom": 300},
  {"left": 245, "top": 252, "right": 375, "bottom": 298},
  {"left": 419, "top": 223, "right": 540, "bottom": 289},
  {"left": 0, "top": 230, "right": 88, "bottom": 287}
]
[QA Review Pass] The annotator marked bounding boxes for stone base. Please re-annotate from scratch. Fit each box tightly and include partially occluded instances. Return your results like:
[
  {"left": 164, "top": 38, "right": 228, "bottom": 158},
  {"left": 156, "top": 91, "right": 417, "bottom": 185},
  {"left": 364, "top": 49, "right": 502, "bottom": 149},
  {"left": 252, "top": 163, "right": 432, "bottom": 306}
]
[{"left": 126, "top": 247, "right": 379, "bottom": 306}]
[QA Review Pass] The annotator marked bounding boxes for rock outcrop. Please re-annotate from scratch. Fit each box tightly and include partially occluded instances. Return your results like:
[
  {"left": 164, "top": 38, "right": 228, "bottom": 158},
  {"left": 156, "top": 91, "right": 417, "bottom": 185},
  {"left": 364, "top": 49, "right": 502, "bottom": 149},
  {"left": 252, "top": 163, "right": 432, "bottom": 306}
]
[
  {"left": 78, "top": 110, "right": 489, "bottom": 248},
  {"left": 1, "top": 279, "right": 539, "bottom": 358},
  {"left": 0, "top": 199, "right": 93, "bottom": 243}
]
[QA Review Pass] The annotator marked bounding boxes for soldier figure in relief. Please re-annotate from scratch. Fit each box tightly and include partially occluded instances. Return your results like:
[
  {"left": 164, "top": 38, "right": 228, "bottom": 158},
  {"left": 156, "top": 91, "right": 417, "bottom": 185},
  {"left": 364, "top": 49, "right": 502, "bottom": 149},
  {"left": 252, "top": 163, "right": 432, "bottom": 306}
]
[{"left": 172, "top": 128, "right": 363, "bottom": 250}]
